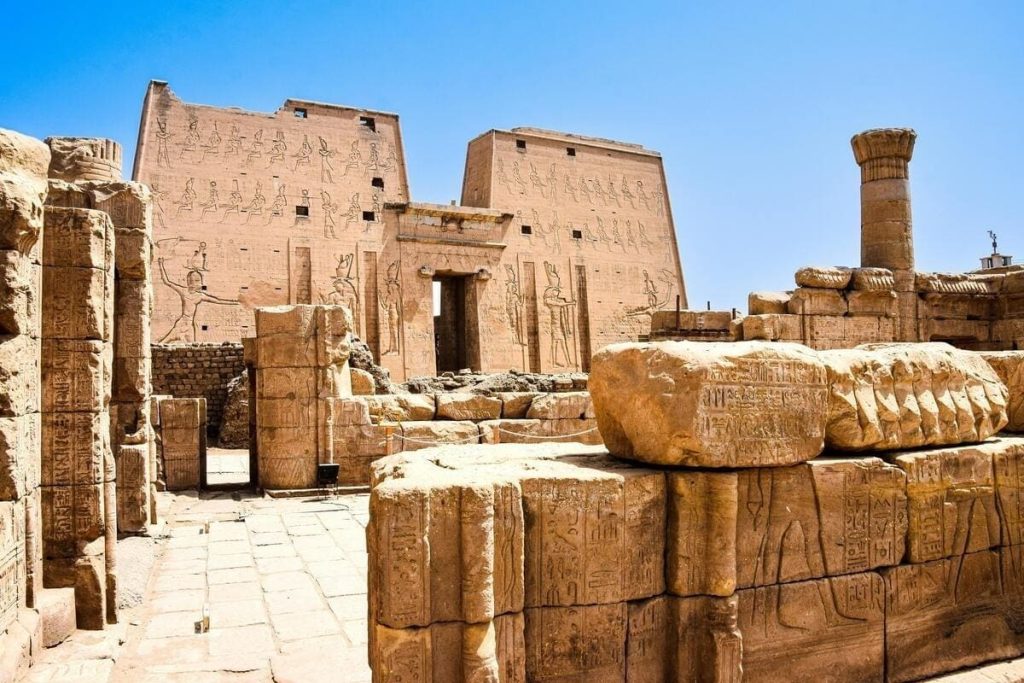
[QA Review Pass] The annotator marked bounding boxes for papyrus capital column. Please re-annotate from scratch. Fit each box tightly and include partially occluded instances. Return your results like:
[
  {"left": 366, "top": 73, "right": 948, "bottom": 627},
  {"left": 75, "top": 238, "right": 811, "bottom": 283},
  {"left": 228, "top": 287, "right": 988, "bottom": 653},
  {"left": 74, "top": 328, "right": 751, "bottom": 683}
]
[{"left": 851, "top": 128, "right": 916, "bottom": 273}]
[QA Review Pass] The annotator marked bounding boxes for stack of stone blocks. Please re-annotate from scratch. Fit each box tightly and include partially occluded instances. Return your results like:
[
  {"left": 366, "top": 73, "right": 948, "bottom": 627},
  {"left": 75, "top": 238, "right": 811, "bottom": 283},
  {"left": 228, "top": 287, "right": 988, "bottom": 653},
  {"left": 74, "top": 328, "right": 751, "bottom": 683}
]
[
  {"left": 0, "top": 129, "right": 47, "bottom": 678},
  {"left": 252, "top": 304, "right": 353, "bottom": 489},
  {"left": 331, "top": 390, "right": 602, "bottom": 486},
  {"left": 368, "top": 340, "right": 1024, "bottom": 682}
]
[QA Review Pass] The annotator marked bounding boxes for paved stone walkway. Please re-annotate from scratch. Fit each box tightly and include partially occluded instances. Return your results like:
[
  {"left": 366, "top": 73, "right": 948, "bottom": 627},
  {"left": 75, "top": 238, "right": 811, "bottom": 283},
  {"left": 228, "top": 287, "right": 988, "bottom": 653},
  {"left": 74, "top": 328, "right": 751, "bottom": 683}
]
[{"left": 106, "top": 490, "right": 371, "bottom": 682}]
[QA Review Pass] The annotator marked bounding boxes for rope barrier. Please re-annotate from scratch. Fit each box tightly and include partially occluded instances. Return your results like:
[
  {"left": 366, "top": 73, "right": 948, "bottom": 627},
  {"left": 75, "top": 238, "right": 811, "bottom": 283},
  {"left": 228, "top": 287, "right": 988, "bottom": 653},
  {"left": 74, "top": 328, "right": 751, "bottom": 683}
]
[{"left": 494, "top": 426, "right": 600, "bottom": 440}]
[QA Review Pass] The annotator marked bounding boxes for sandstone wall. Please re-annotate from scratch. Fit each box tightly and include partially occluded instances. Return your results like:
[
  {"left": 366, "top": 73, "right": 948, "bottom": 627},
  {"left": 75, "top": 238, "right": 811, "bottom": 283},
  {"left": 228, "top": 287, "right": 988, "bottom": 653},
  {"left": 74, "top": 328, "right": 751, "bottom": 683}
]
[{"left": 151, "top": 342, "right": 243, "bottom": 436}]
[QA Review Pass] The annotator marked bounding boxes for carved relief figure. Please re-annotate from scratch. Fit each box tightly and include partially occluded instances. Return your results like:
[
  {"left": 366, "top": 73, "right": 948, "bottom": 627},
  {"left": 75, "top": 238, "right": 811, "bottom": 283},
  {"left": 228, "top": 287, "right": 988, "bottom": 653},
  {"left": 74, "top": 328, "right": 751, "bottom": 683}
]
[
  {"left": 179, "top": 110, "right": 200, "bottom": 161},
  {"left": 199, "top": 181, "right": 219, "bottom": 220},
  {"left": 156, "top": 248, "right": 238, "bottom": 343},
  {"left": 379, "top": 261, "right": 402, "bottom": 355},
  {"left": 496, "top": 160, "right": 513, "bottom": 194},
  {"left": 578, "top": 176, "right": 593, "bottom": 204},
  {"left": 652, "top": 189, "right": 665, "bottom": 216},
  {"left": 504, "top": 265, "right": 526, "bottom": 346},
  {"left": 225, "top": 124, "right": 243, "bottom": 157},
  {"left": 621, "top": 175, "right": 636, "bottom": 209},
  {"left": 345, "top": 193, "right": 361, "bottom": 230},
  {"left": 543, "top": 262, "right": 576, "bottom": 367},
  {"left": 247, "top": 130, "right": 264, "bottom": 163},
  {"left": 244, "top": 182, "right": 265, "bottom": 222},
  {"left": 321, "top": 190, "right": 338, "bottom": 239},
  {"left": 367, "top": 142, "right": 380, "bottom": 172},
  {"left": 320, "top": 253, "right": 360, "bottom": 334},
  {"left": 294, "top": 134, "right": 312, "bottom": 169},
  {"left": 607, "top": 175, "right": 621, "bottom": 207},
  {"left": 636, "top": 180, "right": 652, "bottom": 211},
  {"left": 268, "top": 131, "right": 287, "bottom": 166},
  {"left": 200, "top": 122, "right": 221, "bottom": 162},
  {"left": 270, "top": 184, "right": 287, "bottom": 218},
  {"left": 530, "top": 163, "right": 547, "bottom": 198},
  {"left": 155, "top": 117, "right": 172, "bottom": 167},
  {"left": 382, "top": 141, "right": 399, "bottom": 173},
  {"left": 344, "top": 141, "right": 362, "bottom": 176},
  {"left": 595, "top": 216, "right": 612, "bottom": 250},
  {"left": 512, "top": 161, "right": 527, "bottom": 194},
  {"left": 174, "top": 178, "right": 196, "bottom": 216},
  {"left": 591, "top": 177, "right": 606, "bottom": 205},
  {"left": 563, "top": 174, "right": 578, "bottom": 202},
  {"left": 319, "top": 136, "right": 335, "bottom": 183},
  {"left": 546, "top": 163, "right": 558, "bottom": 201},
  {"left": 626, "top": 269, "right": 675, "bottom": 318},
  {"left": 221, "top": 180, "right": 242, "bottom": 222},
  {"left": 150, "top": 183, "right": 169, "bottom": 227}
]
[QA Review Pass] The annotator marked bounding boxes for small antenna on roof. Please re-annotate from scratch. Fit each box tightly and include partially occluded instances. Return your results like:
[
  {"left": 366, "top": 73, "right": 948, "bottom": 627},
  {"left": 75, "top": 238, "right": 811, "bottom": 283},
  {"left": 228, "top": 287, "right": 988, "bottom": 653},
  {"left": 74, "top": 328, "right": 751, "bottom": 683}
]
[{"left": 988, "top": 230, "right": 999, "bottom": 253}]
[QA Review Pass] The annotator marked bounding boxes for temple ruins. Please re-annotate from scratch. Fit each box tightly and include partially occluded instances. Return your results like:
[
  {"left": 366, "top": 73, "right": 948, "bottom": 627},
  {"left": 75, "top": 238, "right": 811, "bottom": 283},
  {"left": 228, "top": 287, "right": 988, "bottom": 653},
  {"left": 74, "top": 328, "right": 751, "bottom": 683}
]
[{"left": 1, "top": 82, "right": 1024, "bottom": 682}]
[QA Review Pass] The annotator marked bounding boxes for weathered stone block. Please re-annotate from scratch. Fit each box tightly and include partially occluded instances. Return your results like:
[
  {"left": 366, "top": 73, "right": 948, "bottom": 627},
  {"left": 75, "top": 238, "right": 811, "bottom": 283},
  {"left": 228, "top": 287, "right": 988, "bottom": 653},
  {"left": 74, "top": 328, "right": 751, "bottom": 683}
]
[
  {"left": 363, "top": 394, "right": 436, "bottom": 422},
  {"left": 524, "top": 603, "right": 626, "bottom": 682},
  {"left": 738, "top": 572, "right": 884, "bottom": 683},
  {"left": 795, "top": 266, "right": 852, "bottom": 290},
  {"left": 159, "top": 398, "right": 204, "bottom": 430},
  {"left": 992, "top": 438, "right": 1024, "bottom": 547},
  {"left": 351, "top": 367, "right": 374, "bottom": 395},
  {"left": 668, "top": 458, "right": 906, "bottom": 597},
  {"left": 0, "top": 335, "right": 38, "bottom": 418},
  {"left": 788, "top": 287, "right": 849, "bottom": 316},
  {"left": 257, "top": 367, "right": 317, "bottom": 399},
  {"left": 42, "top": 553, "right": 105, "bottom": 630},
  {"left": 0, "top": 501, "right": 24, "bottom": 633},
  {"left": 823, "top": 343, "right": 1008, "bottom": 451},
  {"left": 0, "top": 414, "right": 39, "bottom": 500},
  {"left": 525, "top": 392, "right": 593, "bottom": 420},
  {"left": 371, "top": 613, "right": 524, "bottom": 682},
  {"left": 883, "top": 549, "right": 1024, "bottom": 682},
  {"left": 889, "top": 442, "right": 999, "bottom": 563},
  {"left": 41, "top": 266, "right": 110, "bottom": 341},
  {"left": 41, "top": 339, "right": 108, "bottom": 413},
  {"left": 741, "top": 313, "right": 802, "bottom": 342},
  {"left": 113, "top": 230, "right": 151, "bottom": 281},
  {"left": 41, "top": 484, "right": 104, "bottom": 558},
  {"left": 478, "top": 418, "right": 602, "bottom": 446},
  {"left": 87, "top": 181, "right": 151, "bottom": 229},
  {"left": 324, "top": 397, "right": 371, "bottom": 427},
  {"left": 981, "top": 351, "right": 1024, "bottom": 432},
  {"left": 254, "top": 333, "right": 318, "bottom": 368},
  {"left": 851, "top": 267, "right": 895, "bottom": 291},
  {"left": 590, "top": 341, "right": 828, "bottom": 467},
  {"left": 398, "top": 421, "right": 479, "bottom": 451},
  {"left": 498, "top": 392, "right": 541, "bottom": 419},
  {"left": 748, "top": 290, "right": 791, "bottom": 315},
  {"left": 114, "top": 279, "right": 152, "bottom": 353},
  {"left": 112, "top": 357, "right": 151, "bottom": 403},
  {"left": 42, "top": 411, "right": 107, "bottom": 487},
  {"left": 115, "top": 444, "right": 149, "bottom": 533},
  {"left": 847, "top": 289, "right": 897, "bottom": 317},
  {"left": 41, "top": 207, "right": 112, "bottom": 270},
  {"left": 0, "top": 252, "right": 39, "bottom": 337},
  {"left": 435, "top": 393, "right": 502, "bottom": 421},
  {"left": 37, "top": 587, "right": 76, "bottom": 648}
]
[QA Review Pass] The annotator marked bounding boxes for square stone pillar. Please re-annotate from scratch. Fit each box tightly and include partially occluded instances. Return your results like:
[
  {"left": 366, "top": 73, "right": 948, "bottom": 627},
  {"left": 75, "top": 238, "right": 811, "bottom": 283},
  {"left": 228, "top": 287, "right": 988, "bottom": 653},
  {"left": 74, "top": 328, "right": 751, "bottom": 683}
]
[
  {"left": 40, "top": 206, "right": 113, "bottom": 630},
  {"left": 157, "top": 398, "right": 206, "bottom": 491},
  {"left": 0, "top": 129, "right": 49, "bottom": 620},
  {"left": 253, "top": 305, "right": 352, "bottom": 490}
]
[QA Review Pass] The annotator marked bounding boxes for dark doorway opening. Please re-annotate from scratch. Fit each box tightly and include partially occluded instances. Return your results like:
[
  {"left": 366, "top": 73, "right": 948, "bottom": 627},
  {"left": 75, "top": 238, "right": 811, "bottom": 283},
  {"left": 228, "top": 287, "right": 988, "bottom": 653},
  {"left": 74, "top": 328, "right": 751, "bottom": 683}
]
[{"left": 432, "top": 274, "right": 478, "bottom": 373}]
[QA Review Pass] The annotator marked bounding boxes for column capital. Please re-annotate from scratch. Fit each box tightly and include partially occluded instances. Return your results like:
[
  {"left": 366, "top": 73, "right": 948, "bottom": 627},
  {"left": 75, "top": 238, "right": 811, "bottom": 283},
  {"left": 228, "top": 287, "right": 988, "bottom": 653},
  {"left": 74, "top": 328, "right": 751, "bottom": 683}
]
[
  {"left": 851, "top": 128, "right": 916, "bottom": 181},
  {"left": 45, "top": 137, "right": 123, "bottom": 183}
]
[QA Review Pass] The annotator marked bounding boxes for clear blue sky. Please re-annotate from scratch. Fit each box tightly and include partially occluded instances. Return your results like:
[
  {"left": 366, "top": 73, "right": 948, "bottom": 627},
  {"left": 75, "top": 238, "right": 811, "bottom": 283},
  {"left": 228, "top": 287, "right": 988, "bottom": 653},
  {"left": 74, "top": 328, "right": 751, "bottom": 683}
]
[{"left": 2, "top": 1, "right": 1021, "bottom": 311}]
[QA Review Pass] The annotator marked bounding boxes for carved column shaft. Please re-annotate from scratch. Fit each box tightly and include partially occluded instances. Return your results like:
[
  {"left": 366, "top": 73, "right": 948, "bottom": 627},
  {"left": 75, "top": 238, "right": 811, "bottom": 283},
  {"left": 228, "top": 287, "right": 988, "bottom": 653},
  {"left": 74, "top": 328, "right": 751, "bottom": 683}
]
[{"left": 851, "top": 128, "right": 916, "bottom": 273}]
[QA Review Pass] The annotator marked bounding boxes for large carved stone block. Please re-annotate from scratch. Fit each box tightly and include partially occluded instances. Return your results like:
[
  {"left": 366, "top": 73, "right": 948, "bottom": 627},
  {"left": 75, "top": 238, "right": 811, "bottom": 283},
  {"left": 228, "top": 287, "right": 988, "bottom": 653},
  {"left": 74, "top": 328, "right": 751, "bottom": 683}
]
[
  {"left": 0, "top": 129, "right": 48, "bottom": 258},
  {"left": 590, "top": 341, "right": 828, "bottom": 467},
  {"left": 883, "top": 549, "right": 1024, "bottom": 682},
  {"left": 498, "top": 392, "right": 542, "bottom": 419},
  {"left": 398, "top": 421, "right": 479, "bottom": 451},
  {"left": 41, "top": 412, "right": 107, "bottom": 487},
  {"left": 41, "top": 207, "right": 112, "bottom": 270},
  {"left": 41, "top": 266, "right": 111, "bottom": 341},
  {"left": 87, "top": 181, "right": 151, "bottom": 230},
  {"left": 992, "top": 438, "right": 1024, "bottom": 547},
  {"left": 981, "top": 351, "right": 1024, "bottom": 432},
  {"left": 42, "top": 552, "right": 105, "bottom": 630},
  {"left": 524, "top": 603, "right": 626, "bottom": 682},
  {"left": 41, "top": 483, "right": 104, "bottom": 558},
  {"left": 787, "top": 287, "right": 849, "bottom": 316},
  {"left": 363, "top": 394, "right": 436, "bottom": 422},
  {"left": 795, "top": 266, "right": 852, "bottom": 290},
  {"left": 115, "top": 444, "right": 149, "bottom": 533},
  {"left": 668, "top": 458, "right": 906, "bottom": 597},
  {"left": 741, "top": 313, "right": 803, "bottom": 342},
  {"left": 823, "top": 342, "right": 1008, "bottom": 451},
  {"left": 748, "top": 291, "right": 791, "bottom": 315},
  {"left": 41, "top": 340, "right": 109, "bottom": 413},
  {"left": 738, "top": 572, "right": 885, "bottom": 683},
  {"left": 371, "top": 613, "right": 524, "bottom": 683},
  {"left": 159, "top": 398, "right": 204, "bottom": 491},
  {"left": 0, "top": 335, "right": 39, "bottom": 420},
  {"left": 335, "top": 424, "right": 398, "bottom": 485},
  {"left": 0, "top": 251, "right": 39, "bottom": 337},
  {"left": 890, "top": 441, "right": 1000, "bottom": 563}
]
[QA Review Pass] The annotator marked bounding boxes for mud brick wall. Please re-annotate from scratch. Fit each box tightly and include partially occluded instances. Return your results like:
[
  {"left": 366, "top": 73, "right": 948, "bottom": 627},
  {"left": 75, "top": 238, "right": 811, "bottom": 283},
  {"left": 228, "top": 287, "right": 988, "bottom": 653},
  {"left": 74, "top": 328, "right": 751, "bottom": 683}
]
[{"left": 151, "top": 343, "right": 244, "bottom": 436}]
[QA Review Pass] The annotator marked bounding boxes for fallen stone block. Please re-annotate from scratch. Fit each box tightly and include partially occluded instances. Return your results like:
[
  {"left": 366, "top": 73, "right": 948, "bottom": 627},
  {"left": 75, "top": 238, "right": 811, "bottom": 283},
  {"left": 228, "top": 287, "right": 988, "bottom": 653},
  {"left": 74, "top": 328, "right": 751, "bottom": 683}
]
[
  {"left": 398, "top": 421, "right": 480, "bottom": 451},
  {"left": 795, "top": 265, "right": 852, "bottom": 289},
  {"left": 498, "top": 392, "right": 541, "bottom": 419},
  {"left": 741, "top": 313, "right": 803, "bottom": 342},
  {"left": 478, "top": 418, "right": 602, "bottom": 446},
  {"left": 41, "top": 552, "right": 106, "bottom": 631},
  {"left": 824, "top": 342, "right": 1008, "bottom": 451},
  {"left": 37, "top": 587, "right": 75, "bottom": 648},
  {"left": 363, "top": 394, "right": 436, "bottom": 422},
  {"left": 590, "top": 341, "right": 828, "bottom": 467},
  {"left": 748, "top": 290, "right": 791, "bottom": 315},
  {"left": 787, "top": 287, "right": 849, "bottom": 315},
  {"left": 981, "top": 351, "right": 1024, "bottom": 432}
]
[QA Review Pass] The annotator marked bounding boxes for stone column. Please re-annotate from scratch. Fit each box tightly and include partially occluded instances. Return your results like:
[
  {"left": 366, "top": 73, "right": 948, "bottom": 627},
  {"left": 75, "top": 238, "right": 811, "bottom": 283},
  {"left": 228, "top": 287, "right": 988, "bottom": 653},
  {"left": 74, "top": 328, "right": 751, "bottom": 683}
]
[
  {"left": 0, "top": 129, "right": 48, "bottom": 623},
  {"left": 851, "top": 128, "right": 918, "bottom": 341}
]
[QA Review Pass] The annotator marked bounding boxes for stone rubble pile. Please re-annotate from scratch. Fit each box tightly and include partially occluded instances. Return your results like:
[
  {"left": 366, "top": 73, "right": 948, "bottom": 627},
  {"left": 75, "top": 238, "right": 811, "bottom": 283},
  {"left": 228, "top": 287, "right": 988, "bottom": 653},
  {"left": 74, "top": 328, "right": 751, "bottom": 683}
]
[{"left": 368, "top": 340, "right": 1024, "bottom": 682}]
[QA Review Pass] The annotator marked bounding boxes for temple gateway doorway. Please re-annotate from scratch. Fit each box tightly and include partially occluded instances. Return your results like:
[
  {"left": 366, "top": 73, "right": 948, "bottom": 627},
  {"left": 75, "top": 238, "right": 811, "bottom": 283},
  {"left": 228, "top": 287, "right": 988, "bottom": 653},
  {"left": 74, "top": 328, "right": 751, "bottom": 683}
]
[{"left": 432, "top": 272, "right": 480, "bottom": 373}]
